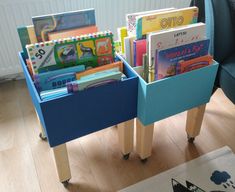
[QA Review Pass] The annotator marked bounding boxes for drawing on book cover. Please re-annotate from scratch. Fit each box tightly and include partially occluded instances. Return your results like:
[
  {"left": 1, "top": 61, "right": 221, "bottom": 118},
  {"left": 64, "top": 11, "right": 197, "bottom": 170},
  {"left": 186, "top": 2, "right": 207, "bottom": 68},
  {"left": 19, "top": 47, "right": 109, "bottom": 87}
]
[
  {"left": 95, "top": 37, "right": 112, "bottom": 56},
  {"left": 56, "top": 44, "right": 77, "bottom": 65},
  {"left": 77, "top": 40, "right": 95, "bottom": 59},
  {"left": 172, "top": 170, "right": 235, "bottom": 192},
  {"left": 33, "top": 9, "right": 96, "bottom": 42}
]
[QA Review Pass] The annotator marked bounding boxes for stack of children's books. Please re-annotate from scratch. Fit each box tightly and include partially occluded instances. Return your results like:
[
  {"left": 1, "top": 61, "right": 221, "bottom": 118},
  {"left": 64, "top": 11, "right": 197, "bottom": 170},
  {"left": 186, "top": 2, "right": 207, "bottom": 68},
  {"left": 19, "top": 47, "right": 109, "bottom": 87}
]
[
  {"left": 117, "top": 6, "right": 213, "bottom": 83},
  {"left": 18, "top": 9, "right": 125, "bottom": 101}
]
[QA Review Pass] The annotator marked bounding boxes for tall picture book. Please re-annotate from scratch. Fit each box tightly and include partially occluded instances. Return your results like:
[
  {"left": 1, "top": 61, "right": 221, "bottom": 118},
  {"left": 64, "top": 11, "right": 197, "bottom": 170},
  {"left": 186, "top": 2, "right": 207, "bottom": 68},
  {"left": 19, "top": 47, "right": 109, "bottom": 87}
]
[
  {"left": 17, "top": 25, "right": 37, "bottom": 57},
  {"left": 147, "top": 22, "right": 206, "bottom": 82},
  {"left": 136, "top": 6, "right": 199, "bottom": 39},
  {"left": 126, "top": 8, "right": 175, "bottom": 37},
  {"left": 155, "top": 39, "right": 210, "bottom": 80},
  {"left": 26, "top": 30, "right": 115, "bottom": 74},
  {"left": 32, "top": 8, "right": 96, "bottom": 42},
  {"left": 133, "top": 39, "right": 146, "bottom": 66},
  {"left": 48, "top": 25, "right": 98, "bottom": 40}
]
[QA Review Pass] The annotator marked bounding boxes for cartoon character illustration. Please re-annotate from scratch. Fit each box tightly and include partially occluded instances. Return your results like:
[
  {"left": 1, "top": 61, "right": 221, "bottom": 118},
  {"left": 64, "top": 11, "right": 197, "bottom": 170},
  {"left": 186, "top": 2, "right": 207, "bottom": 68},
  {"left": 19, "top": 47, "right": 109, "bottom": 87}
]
[
  {"left": 166, "top": 64, "right": 176, "bottom": 77},
  {"left": 56, "top": 44, "right": 77, "bottom": 64},
  {"left": 78, "top": 42, "right": 94, "bottom": 58},
  {"left": 96, "top": 38, "right": 112, "bottom": 55}
]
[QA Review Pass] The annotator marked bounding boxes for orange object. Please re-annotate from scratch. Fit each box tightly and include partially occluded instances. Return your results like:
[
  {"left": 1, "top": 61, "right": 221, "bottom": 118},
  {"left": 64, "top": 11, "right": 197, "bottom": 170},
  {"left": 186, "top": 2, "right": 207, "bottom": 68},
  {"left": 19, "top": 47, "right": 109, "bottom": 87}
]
[
  {"left": 26, "top": 59, "right": 34, "bottom": 78},
  {"left": 178, "top": 55, "right": 213, "bottom": 74},
  {"left": 48, "top": 25, "right": 98, "bottom": 40},
  {"left": 76, "top": 61, "right": 123, "bottom": 80}
]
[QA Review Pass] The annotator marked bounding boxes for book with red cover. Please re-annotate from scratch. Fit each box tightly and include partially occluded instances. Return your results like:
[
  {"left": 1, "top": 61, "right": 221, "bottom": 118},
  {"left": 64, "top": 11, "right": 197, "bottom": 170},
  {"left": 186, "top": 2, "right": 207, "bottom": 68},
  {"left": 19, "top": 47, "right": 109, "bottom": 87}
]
[{"left": 133, "top": 39, "right": 146, "bottom": 66}]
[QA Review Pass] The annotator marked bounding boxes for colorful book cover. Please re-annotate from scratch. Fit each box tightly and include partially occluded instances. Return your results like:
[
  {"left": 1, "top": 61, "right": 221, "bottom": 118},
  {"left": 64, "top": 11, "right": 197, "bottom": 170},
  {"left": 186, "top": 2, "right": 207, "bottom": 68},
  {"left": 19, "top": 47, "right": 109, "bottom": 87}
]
[
  {"left": 133, "top": 39, "right": 146, "bottom": 66},
  {"left": 48, "top": 25, "right": 98, "bottom": 40},
  {"left": 147, "top": 22, "right": 206, "bottom": 82},
  {"left": 17, "top": 25, "right": 37, "bottom": 57},
  {"left": 155, "top": 39, "right": 210, "bottom": 80},
  {"left": 126, "top": 8, "right": 175, "bottom": 37},
  {"left": 34, "top": 65, "right": 85, "bottom": 91},
  {"left": 142, "top": 53, "right": 148, "bottom": 82},
  {"left": 178, "top": 55, "right": 213, "bottom": 74},
  {"left": 67, "top": 71, "right": 122, "bottom": 92},
  {"left": 136, "top": 6, "right": 198, "bottom": 39},
  {"left": 32, "top": 8, "right": 96, "bottom": 42},
  {"left": 26, "top": 30, "right": 115, "bottom": 74},
  {"left": 76, "top": 61, "right": 123, "bottom": 79},
  {"left": 117, "top": 27, "right": 128, "bottom": 53},
  {"left": 114, "top": 41, "right": 121, "bottom": 53}
]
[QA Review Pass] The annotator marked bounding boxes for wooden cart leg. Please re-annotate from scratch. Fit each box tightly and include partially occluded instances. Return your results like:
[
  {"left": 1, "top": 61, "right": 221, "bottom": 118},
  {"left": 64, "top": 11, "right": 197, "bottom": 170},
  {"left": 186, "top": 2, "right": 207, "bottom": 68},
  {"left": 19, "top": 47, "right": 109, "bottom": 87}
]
[
  {"left": 117, "top": 119, "right": 134, "bottom": 160},
  {"left": 52, "top": 144, "right": 71, "bottom": 186},
  {"left": 186, "top": 104, "right": 206, "bottom": 142},
  {"left": 136, "top": 118, "right": 154, "bottom": 162},
  {"left": 35, "top": 109, "right": 47, "bottom": 140}
]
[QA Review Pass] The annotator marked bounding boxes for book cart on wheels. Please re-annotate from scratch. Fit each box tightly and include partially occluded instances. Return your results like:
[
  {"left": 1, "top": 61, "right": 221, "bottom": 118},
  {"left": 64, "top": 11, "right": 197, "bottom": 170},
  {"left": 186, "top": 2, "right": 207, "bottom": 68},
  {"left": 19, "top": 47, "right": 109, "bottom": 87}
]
[
  {"left": 19, "top": 51, "right": 139, "bottom": 186},
  {"left": 118, "top": 55, "right": 219, "bottom": 163}
]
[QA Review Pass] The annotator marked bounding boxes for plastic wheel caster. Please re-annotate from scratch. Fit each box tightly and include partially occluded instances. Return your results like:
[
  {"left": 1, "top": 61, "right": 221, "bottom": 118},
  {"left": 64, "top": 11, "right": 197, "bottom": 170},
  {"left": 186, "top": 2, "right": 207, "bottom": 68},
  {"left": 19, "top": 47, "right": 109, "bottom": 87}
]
[
  {"left": 39, "top": 133, "right": 47, "bottom": 141},
  {"left": 141, "top": 158, "right": 148, "bottom": 164},
  {"left": 123, "top": 153, "right": 130, "bottom": 160},
  {"left": 62, "top": 180, "right": 70, "bottom": 187},
  {"left": 187, "top": 135, "right": 195, "bottom": 143}
]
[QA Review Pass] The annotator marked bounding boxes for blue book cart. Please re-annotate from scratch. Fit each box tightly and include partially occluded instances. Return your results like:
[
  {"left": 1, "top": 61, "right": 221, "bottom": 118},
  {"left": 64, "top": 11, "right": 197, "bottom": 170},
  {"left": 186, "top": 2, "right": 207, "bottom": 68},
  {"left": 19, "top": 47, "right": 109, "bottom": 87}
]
[
  {"left": 117, "top": 54, "right": 219, "bottom": 161},
  {"left": 19, "top": 52, "right": 138, "bottom": 185}
]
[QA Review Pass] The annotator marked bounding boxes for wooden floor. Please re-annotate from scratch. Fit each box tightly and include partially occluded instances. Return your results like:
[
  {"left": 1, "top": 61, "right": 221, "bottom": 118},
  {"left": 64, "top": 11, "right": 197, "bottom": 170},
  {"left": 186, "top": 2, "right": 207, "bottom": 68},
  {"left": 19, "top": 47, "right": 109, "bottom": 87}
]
[{"left": 0, "top": 80, "right": 235, "bottom": 192}]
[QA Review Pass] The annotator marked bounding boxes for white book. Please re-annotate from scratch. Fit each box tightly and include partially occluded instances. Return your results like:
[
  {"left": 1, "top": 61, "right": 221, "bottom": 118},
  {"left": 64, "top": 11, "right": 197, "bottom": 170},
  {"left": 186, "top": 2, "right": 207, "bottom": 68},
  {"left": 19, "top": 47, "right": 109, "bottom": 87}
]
[
  {"left": 126, "top": 8, "right": 175, "bottom": 37},
  {"left": 147, "top": 22, "right": 206, "bottom": 82}
]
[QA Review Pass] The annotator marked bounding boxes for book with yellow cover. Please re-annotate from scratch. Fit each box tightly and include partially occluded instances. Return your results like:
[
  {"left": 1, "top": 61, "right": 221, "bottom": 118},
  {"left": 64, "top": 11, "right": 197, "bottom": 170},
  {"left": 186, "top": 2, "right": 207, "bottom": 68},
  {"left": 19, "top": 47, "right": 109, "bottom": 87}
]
[{"left": 136, "top": 6, "right": 198, "bottom": 39}]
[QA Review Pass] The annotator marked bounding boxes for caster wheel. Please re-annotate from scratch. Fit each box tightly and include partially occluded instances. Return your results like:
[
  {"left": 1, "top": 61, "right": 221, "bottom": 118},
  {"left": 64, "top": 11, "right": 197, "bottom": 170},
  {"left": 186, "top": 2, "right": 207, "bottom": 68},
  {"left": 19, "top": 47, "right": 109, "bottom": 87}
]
[
  {"left": 62, "top": 180, "right": 70, "bottom": 187},
  {"left": 141, "top": 158, "right": 148, "bottom": 164},
  {"left": 123, "top": 153, "right": 130, "bottom": 160},
  {"left": 39, "top": 133, "right": 47, "bottom": 141},
  {"left": 187, "top": 135, "right": 195, "bottom": 143}
]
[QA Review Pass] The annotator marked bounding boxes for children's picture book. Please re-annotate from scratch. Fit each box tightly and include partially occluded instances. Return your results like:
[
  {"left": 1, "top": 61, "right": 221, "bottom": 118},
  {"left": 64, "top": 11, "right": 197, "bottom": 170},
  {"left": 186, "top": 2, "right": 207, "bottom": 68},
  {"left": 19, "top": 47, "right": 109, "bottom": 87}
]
[
  {"left": 17, "top": 25, "right": 37, "bottom": 57},
  {"left": 34, "top": 65, "right": 85, "bottom": 91},
  {"left": 142, "top": 53, "right": 148, "bottom": 82},
  {"left": 124, "top": 36, "right": 136, "bottom": 67},
  {"left": 67, "top": 71, "right": 122, "bottom": 92},
  {"left": 178, "top": 55, "right": 213, "bottom": 74},
  {"left": 32, "top": 8, "right": 96, "bottom": 42},
  {"left": 26, "top": 30, "right": 115, "bottom": 74},
  {"left": 40, "top": 87, "right": 68, "bottom": 101},
  {"left": 126, "top": 8, "right": 175, "bottom": 37},
  {"left": 147, "top": 22, "right": 206, "bottom": 82},
  {"left": 136, "top": 6, "right": 198, "bottom": 39},
  {"left": 133, "top": 39, "right": 146, "bottom": 66},
  {"left": 117, "top": 27, "right": 127, "bottom": 53},
  {"left": 48, "top": 25, "right": 98, "bottom": 40},
  {"left": 76, "top": 61, "right": 123, "bottom": 79},
  {"left": 155, "top": 39, "right": 210, "bottom": 80}
]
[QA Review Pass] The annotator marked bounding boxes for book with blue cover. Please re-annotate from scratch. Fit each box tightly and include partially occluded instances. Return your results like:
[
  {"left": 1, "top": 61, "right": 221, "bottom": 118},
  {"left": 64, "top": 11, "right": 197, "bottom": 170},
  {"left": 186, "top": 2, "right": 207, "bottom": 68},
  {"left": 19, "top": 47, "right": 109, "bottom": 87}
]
[
  {"left": 32, "top": 8, "right": 96, "bottom": 42},
  {"left": 34, "top": 65, "right": 85, "bottom": 91},
  {"left": 155, "top": 39, "right": 210, "bottom": 80}
]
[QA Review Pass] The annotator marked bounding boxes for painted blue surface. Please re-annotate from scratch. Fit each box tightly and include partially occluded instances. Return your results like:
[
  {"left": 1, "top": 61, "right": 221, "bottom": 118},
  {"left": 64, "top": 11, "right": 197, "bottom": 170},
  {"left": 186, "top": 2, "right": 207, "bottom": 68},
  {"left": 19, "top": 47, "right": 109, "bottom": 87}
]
[
  {"left": 117, "top": 54, "right": 219, "bottom": 126},
  {"left": 19, "top": 52, "right": 138, "bottom": 147}
]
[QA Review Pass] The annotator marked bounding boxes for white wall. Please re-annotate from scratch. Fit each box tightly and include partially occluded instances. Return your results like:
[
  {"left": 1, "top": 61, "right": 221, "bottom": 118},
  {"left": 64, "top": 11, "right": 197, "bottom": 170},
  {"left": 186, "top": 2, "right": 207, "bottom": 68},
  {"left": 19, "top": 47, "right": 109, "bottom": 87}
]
[{"left": 0, "top": 0, "right": 190, "bottom": 77}]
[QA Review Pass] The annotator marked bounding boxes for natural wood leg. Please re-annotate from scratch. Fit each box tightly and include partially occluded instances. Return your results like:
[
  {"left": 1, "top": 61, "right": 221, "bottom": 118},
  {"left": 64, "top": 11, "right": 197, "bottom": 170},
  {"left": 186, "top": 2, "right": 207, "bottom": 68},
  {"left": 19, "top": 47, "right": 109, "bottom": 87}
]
[
  {"left": 52, "top": 144, "right": 71, "bottom": 183},
  {"left": 117, "top": 119, "right": 134, "bottom": 157},
  {"left": 136, "top": 118, "right": 154, "bottom": 160},
  {"left": 186, "top": 104, "right": 206, "bottom": 138}
]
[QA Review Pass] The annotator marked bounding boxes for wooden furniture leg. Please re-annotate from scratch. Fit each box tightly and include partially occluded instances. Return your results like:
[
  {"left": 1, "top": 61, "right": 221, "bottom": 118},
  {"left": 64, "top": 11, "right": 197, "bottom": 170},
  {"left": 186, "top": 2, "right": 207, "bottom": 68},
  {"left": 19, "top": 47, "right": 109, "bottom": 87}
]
[
  {"left": 136, "top": 118, "right": 154, "bottom": 162},
  {"left": 117, "top": 119, "right": 134, "bottom": 160},
  {"left": 186, "top": 104, "right": 206, "bottom": 142},
  {"left": 52, "top": 144, "right": 71, "bottom": 186}
]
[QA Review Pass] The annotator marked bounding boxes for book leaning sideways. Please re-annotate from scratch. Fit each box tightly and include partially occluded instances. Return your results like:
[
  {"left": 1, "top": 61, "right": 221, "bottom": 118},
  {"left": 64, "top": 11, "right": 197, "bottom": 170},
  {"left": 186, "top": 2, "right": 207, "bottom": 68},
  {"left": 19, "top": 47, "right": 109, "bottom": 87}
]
[{"left": 136, "top": 6, "right": 199, "bottom": 39}]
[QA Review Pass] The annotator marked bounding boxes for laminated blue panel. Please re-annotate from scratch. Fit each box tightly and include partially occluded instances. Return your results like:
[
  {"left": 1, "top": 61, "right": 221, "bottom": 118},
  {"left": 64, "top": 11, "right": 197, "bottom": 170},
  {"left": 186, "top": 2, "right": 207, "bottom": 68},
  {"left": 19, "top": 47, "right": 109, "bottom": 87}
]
[
  {"left": 19, "top": 52, "right": 138, "bottom": 147},
  {"left": 117, "top": 55, "right": 219, "bottom": 126}
]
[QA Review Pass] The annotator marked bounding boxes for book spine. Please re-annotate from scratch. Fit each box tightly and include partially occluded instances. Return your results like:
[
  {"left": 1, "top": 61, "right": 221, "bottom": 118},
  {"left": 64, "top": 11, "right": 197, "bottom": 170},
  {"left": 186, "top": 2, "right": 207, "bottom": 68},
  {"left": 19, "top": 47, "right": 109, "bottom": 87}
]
[{"left": 133, "top": 40, "right": 137, "bottom": 67}]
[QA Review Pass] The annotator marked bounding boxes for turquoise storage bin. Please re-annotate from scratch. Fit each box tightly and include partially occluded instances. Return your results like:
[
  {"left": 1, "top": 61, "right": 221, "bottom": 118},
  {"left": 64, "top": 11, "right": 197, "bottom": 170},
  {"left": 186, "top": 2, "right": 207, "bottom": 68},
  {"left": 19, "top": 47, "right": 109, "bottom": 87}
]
[{"left": 117, "top": 55, "right": 219, "bottom": 126}]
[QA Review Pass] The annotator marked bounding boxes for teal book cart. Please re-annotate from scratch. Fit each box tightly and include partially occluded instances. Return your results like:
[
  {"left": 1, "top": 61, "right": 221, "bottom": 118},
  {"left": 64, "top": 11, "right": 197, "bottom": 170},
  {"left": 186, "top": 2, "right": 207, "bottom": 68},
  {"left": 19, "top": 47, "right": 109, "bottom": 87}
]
[{"left": 117, "top": 54, "right": 219, "bottom": 162}]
